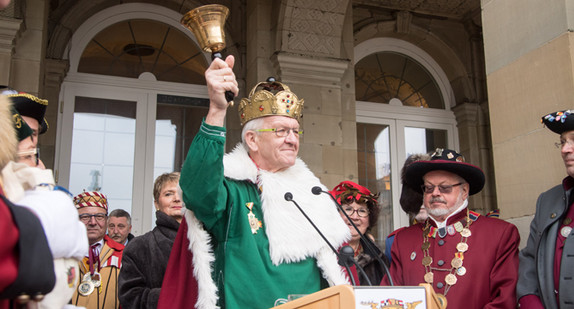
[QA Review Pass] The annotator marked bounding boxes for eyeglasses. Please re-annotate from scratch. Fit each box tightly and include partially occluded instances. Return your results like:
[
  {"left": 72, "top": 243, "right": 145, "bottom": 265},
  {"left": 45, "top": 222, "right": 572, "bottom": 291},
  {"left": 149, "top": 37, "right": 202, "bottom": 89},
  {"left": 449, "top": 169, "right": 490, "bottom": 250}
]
[
  {"left": 256, "top": 128, "right": 303, "bottom": 137},
  {"left": 341, "top": 206, "right": 370, "bottom": 218},
  {"left": 79, "top": 213, "right": 107, "bottom": 223},
  {"left": 421, "top": 183, "right": 463, "bottom": 194},
  {"left": 555, "top": 139, "right": 574, "bottom": 149},
  {"left": 17, "top": 147, "right": 40, "bottom": 166}
]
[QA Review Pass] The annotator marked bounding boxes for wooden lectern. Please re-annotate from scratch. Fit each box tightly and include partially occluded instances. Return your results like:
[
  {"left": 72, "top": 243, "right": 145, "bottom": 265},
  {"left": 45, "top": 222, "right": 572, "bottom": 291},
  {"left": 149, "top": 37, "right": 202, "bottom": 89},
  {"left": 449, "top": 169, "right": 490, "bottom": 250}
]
[{"left": 272, "top": 284, "right": 446, "bottom": 309}]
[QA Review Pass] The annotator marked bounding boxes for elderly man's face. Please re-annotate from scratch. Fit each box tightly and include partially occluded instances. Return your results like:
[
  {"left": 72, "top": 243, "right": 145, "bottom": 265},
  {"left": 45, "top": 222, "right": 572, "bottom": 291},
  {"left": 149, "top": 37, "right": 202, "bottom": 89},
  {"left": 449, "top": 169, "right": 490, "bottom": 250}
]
[
  {"left": 107, "top": 216, "right": 132, "bottom": 245},
  {"left": 422, "top": 170, "right": 469, "bottom": 222},
  {"left": 78, "top": 206, "right": 108, "bottom": 245},
  {"left": 560, "top": 131, "right": 574, "bottom": 178},
  {"left": 248, "top": 116, "right": 300, "bottom": 172}
]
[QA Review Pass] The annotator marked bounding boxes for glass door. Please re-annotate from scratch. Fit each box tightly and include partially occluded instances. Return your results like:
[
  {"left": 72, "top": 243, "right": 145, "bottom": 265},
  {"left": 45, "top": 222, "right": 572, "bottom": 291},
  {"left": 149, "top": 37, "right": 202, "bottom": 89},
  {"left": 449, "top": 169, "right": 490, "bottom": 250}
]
[
  {"left": 356, "top": 102, "right": 459, "bottom": 245},
  {"left": 55, "top": 78, "right": 209, "bottom": 234}
]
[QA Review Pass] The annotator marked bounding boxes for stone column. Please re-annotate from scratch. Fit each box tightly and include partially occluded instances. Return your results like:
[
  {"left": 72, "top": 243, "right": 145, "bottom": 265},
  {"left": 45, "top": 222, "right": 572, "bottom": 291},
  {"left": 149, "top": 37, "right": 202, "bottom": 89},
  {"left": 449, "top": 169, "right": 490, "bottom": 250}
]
[
  {"left": 452, "top": 101, "right": 494, "bottom": 214},
  {"left": 0, "top": 17, "right": 22, "bottom": 84},
  {"left": 42, "top": 59, "right": 68, "bottom": 170}
]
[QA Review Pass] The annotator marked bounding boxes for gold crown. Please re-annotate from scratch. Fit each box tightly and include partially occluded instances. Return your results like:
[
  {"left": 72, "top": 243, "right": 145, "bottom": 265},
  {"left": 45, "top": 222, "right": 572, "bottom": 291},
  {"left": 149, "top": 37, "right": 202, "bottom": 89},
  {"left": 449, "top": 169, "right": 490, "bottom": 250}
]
[{"left": 238, "top": 79, "right": 304, "bottom": 126}]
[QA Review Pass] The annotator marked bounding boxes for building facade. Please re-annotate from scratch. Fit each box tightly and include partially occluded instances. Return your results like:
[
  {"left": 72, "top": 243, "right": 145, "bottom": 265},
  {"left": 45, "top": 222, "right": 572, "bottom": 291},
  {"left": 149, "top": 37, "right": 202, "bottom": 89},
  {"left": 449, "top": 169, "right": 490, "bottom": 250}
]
[{"left": 0, "top": 0, "right": 568, "bottom": 248}]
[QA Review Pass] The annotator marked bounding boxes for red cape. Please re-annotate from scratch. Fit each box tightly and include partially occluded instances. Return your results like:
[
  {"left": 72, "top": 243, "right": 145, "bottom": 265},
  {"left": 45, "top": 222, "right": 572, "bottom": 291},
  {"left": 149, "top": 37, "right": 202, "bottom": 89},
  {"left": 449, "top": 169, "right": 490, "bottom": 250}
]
[{"left": 157, "top": 216, "right": 199, "bottom": 308}]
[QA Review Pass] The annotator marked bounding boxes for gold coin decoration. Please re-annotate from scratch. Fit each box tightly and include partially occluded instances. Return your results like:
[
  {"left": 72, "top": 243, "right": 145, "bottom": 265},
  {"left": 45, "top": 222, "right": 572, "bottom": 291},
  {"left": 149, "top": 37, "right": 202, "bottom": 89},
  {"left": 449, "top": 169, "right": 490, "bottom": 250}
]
[
  {"left": 424, "top": 272, "right": 434, "bottom": 283},
  {"left": 461, "top": 228, "right": 472, "bottom": 237},
  {"left": 451, "top": 257, "right": 463, "bottom": 268},
  {"left": 422, "top": 256, "right": 433, "bottom": 266},
  {"left": 456, "top": 242, "right": 469, "bottom": 252},
  {"left": 421, "top": 241, "right": 430, "bottom": 251},
  {"left": 564, "top": 217, "right": 572, "bottom": 225},
  {"left": 445, "top": 273, "right": 458, "bottom": 285},
  {"left": 454, "top": 221, "right": 464, "bottom": 232}
]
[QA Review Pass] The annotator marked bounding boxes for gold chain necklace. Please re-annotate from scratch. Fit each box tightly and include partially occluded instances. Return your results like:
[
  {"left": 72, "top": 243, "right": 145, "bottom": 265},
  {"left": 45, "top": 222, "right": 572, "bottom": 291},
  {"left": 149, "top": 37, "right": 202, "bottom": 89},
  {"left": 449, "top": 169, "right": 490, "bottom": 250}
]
[{"left": 421, "top": 209, "right": 474, "bottom": 297}]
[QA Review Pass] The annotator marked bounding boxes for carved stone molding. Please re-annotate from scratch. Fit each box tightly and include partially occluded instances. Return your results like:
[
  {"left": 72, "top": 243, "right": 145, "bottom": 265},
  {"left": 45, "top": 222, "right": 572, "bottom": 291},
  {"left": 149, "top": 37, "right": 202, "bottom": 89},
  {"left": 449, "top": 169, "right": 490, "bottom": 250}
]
[
  {"left": 44, "top": 58, "right": 69, "bottom": 89},
  {"left": 396, "top": 11, "right": 412, "bottom": 34},
  {"left": 271, "top": 52, "right": 349, "bottom": 88},
  {"left": 280, "top": 0, "right": 349, "bottom": 57},
  {"left": 0, "top": 17, "right": 23, "bottom": 54}
]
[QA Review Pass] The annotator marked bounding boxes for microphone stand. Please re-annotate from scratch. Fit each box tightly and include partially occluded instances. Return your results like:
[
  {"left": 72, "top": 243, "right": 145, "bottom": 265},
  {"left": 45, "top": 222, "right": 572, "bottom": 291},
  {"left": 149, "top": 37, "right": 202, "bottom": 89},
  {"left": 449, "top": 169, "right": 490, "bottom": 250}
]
[
  {"left": 312, "top": 186, "right": 394, "bottom": 286},
  {"left": 284, "top": 192, "right": 360, "bottom": 286}
]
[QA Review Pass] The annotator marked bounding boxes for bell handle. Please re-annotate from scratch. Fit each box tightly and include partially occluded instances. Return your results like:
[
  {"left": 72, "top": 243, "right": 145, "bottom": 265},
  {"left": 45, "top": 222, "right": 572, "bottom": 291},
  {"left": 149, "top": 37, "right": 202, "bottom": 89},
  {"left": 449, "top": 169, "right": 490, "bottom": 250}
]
[{"left": 212, "top": 52, "right": 235, "bottom": 104}]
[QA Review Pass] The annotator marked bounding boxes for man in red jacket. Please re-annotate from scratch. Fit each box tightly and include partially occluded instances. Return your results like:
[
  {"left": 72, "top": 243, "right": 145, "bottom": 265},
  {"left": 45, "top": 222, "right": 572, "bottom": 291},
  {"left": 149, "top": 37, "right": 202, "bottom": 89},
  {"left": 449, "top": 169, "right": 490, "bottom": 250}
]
[{"left": 382, "top": 148, "right": 520, "bottom": 308}]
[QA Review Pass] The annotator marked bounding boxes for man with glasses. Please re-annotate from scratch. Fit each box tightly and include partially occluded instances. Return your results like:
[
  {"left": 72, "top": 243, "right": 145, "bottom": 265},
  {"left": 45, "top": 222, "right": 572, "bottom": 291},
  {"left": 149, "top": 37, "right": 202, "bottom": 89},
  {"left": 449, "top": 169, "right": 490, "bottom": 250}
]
[
  {"left": 381, "top": 148, "right": 520, "bottom": 308},
  {"left": 517, "top": 110, "right": 574, "bottom": 308},
  {"left": 72, "top": 191, "right": 124, "bottom": 309},
  {"left": 160, "top": 56, "right": 350, "bottom": 309}
]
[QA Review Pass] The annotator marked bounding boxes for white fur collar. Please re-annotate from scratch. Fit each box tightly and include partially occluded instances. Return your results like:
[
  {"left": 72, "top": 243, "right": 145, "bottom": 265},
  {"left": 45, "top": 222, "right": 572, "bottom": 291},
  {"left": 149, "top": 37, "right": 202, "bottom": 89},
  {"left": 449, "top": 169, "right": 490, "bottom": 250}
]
[{"left": 223, "top": 144, "right": 350, "bottom": 285}]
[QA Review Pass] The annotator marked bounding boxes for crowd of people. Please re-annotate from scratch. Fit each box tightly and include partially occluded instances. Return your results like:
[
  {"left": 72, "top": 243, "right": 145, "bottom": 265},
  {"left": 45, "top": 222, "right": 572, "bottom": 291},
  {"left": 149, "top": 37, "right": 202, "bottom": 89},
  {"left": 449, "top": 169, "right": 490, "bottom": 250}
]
[{"left": 1, "top": 49, "right": 574, "bottom": 309}]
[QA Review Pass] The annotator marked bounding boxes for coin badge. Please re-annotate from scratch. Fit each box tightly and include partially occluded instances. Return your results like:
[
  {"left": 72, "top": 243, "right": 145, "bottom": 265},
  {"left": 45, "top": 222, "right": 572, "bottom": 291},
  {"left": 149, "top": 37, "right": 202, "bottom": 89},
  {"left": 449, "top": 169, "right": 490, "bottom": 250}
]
[
  {"left": 451, "top": 257, "right": 463, "bottom": 268},
  {"left": 461, "top": 228, "right": 472, "bottom": 238},
  {"left": 447, "top": 225, "right": 456, "bottom": 236},
  {"left": 411, "top": 251, "right": 417, "bottom": 261},
  {"left": 561, "top": 226, "right": 572, "bottom": 238},
  {"left": 454, "top": 221, "right": 463, "bottom": 233},
  {"left": 456, "top": 242, "right": 469, "bottom": 252},
  {"left": 78, "top": 277, "right": 94, "bottom": 296},
  {"left": 424, "top": 272, "right": 434, "bottom": 283},
  {"left": 564, "top": 217, "right": 572, "bottom": 226},
  {"left": 422, "top": 256, "right": 433, "bottom": 266},
  {"left": 421, "top": 241, "right": 430, "bottom": 251},
  {"left": 456, "top": 266, "right": 467, "bottom": 276},
  {"left": 91, "top": 271, "right": 101, "bottom": 288},
  {"left": 445, "top": 273, "right": 458, "bottom": 285}
]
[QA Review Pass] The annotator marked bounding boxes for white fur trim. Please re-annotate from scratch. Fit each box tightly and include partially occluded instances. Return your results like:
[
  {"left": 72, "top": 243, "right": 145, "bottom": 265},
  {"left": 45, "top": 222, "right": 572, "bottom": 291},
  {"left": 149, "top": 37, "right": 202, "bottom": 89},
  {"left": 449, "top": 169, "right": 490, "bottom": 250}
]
[
  {"left": 315, "top": 247, "right": 350, "bottom": 286},
  {"left": 223, "top": 144, "right": 351, "bottom": 285},
  {"left": 2, "top": 161, "right": 55, "bottom": 202},
  {"left": 222, "top": 144, "right": 258, "bottom": 183},
  {"left": 185, "top": 210, "right": 218, "bottom": 309}
]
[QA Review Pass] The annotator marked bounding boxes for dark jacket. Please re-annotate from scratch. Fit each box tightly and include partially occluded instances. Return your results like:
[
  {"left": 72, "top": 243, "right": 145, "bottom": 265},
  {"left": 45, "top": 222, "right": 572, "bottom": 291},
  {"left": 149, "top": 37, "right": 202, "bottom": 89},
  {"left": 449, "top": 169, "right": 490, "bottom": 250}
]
[
  {"left": 118, "top": 211, "right": 180, "bottom": 309},
  {"left": 356, "top": 238, "right": 389, "bottom": 286},
  {"left": 517, "top": 182, "right": 574, "bottom": 308}
]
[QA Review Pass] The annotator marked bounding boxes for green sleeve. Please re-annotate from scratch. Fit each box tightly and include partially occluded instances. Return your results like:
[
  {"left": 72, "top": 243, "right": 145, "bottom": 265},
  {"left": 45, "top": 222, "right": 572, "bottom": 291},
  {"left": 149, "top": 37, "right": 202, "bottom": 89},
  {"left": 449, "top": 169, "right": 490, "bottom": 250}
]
[{"left": 179, "top": 120, "right": 228, "bottom": 237}]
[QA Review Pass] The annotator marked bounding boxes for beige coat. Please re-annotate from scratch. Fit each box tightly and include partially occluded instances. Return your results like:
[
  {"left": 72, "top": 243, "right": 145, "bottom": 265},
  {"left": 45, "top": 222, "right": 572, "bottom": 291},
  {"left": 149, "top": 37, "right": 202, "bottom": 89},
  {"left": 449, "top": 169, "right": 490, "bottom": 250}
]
[{"left": 72, "top": 237, "right": 123, "bottom": 309}]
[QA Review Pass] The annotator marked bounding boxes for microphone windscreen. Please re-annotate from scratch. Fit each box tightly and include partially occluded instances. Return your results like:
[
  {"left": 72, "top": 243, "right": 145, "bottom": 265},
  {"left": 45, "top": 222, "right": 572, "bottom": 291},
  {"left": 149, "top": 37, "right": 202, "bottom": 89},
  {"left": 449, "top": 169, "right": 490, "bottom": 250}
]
[
  {"left": 311, "top": 186, "right": 323, "bottom": 195},
  {"left": 284, "top": 192, "right": 293, "bottom": 201}
]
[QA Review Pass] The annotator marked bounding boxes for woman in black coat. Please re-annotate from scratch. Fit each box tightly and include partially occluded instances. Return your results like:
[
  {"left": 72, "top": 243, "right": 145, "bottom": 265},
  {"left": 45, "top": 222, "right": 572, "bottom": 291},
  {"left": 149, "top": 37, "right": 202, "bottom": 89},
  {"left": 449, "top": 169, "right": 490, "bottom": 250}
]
[{"left": 118, "top": 172, "right": 183, "bottom": 309}]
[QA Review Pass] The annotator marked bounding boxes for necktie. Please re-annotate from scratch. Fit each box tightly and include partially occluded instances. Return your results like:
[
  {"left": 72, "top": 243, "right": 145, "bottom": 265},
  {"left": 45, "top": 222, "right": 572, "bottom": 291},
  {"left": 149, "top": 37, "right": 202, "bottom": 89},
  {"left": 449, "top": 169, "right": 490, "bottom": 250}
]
[{"left": 88, "top": 243, "right": 100, "bottom": 274}]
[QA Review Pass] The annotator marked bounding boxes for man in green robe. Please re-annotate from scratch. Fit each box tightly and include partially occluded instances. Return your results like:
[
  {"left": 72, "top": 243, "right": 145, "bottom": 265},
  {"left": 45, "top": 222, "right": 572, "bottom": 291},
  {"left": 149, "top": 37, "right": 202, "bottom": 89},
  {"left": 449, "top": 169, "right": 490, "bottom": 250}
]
[{"left": 179, "top": 55, "right": 351, "bottom": 309}]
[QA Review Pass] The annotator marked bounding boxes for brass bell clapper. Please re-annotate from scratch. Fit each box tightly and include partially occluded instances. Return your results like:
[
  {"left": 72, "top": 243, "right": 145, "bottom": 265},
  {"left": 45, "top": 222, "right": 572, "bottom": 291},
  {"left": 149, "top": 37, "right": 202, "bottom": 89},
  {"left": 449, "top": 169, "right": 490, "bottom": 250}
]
[{"left": 181, "top": 4, "right": 235, "bottom": 105}]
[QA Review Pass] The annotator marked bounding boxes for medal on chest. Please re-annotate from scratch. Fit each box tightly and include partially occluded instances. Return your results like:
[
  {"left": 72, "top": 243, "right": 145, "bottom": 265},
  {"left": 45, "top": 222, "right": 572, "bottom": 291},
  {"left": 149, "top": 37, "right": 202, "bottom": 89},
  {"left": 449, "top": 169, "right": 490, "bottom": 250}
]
[
  {"left": 246, "top": 202, "right": 262, "bottom": 234},
  {"left": 420, "top": 209, "right": 479, "bottom": 298},
  {"left": 78, "top": 271, "right": 101, "bottom": 296}
]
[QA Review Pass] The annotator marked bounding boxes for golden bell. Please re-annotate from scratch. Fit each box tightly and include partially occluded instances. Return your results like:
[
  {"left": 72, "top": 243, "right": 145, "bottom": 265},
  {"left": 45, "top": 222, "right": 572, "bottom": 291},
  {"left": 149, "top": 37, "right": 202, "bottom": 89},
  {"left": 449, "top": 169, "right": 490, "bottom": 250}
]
[{"left": 180, "top": 4, "right": 229, "bottom": 53}]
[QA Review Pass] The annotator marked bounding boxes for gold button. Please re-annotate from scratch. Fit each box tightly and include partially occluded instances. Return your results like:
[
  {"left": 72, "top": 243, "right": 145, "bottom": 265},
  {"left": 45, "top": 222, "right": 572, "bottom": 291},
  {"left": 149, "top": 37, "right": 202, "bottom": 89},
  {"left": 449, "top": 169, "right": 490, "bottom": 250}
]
[{"left": 16, "top": 294, "right": 30, "bottom": 304}]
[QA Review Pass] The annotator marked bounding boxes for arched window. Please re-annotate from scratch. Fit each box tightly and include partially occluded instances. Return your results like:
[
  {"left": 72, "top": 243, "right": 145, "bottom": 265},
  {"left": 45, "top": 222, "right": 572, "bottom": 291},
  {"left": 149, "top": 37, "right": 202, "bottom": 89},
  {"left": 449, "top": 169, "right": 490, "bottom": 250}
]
[
  {"left": 56, "top": 4, "right": 212, "bottom": 234},
  {"left": 354, "top": 38, "right": 459, "bottom": 245}
]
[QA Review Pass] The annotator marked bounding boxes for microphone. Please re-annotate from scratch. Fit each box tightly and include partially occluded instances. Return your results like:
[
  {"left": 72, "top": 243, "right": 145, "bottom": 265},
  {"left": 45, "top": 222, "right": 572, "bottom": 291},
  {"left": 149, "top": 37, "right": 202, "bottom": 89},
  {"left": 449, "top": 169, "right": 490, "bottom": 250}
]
[
  {"left": 339, "top": 245, "right": 372, "bottom": 286},
  {"left": 312, "top": 186, "right": 394, "bottom": 286},
  {"left": 284, "top": 192, "right": 360, "bottom": 286}
]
